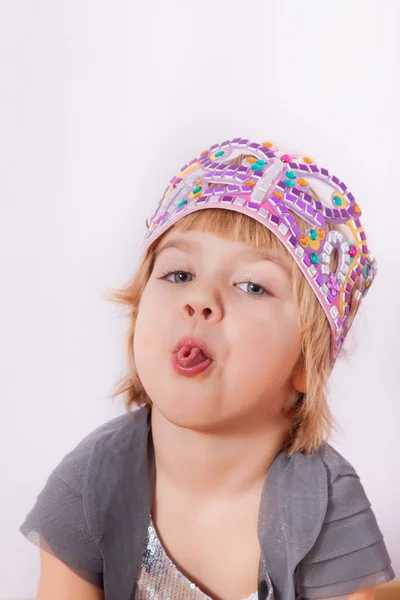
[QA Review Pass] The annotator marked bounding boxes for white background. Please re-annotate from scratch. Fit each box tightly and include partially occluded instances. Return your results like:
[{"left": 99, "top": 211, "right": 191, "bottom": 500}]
[{"left": 0, "top": 1, "right": 399, "bottom": 598}]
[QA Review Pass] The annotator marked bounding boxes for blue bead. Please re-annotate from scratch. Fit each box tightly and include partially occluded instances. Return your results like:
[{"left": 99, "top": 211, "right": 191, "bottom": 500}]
[
  {"left": 251, "top": 164, "right": 263, "bottom": 171},
  {"left": 215, "top": 150, "right": 225, "bottom": 157},
  {"left": 284, "top": 179, "right": 295, "bottom": 188},
  {"left": 286, "top": 171, "right": 297, "bottom": 179},
  {"left": 256, "top": 159, "right": 267, "bottom": 165}
]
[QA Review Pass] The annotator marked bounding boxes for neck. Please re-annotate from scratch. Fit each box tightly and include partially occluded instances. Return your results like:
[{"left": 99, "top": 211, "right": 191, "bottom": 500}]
[{"left": 150, "top": 405, "right": 290, "bottom": 500}]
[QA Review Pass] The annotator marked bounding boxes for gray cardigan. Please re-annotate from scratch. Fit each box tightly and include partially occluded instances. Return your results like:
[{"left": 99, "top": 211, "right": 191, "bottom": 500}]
[{"left": 20, "top": 405, "right": 395, "bottom": 599}]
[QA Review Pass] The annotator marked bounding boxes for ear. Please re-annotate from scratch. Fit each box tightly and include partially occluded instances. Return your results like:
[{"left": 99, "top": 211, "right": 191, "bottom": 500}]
[{"left": 292, "top": 368, "right": 307, "bottom": 394}]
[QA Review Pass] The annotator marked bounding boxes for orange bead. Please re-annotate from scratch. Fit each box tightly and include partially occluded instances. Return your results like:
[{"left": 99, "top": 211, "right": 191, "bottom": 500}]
[
  {"left": 317, "top": 228, "right": 325, "bottom": 239},
  {"left": 366, "top": 280, "right": 371, "bottom": 288},
  {"left": 300, "top": 235, "right": 309, "bottom": 247},
  {"left": 298, "top": 178, "right": 308, "bottom": 187},
  {"left": 273, "top": 191, "right": 283, "bottom": 198},
  {"left": 354, "top": 204, "right": 361, "bottom": 214},
  {"left": 303, "top": 157, "right": 313, "bottom": 164},
  {"left": 263, "top": 141, "right": 273, "bottom": 147},
  {"left": 200, "top": 150, "right": 208, "bottom": 156},
  {"left": 245, "top": 180, "right": 255, "bottom": 187},
  {"left": 247, "top": 157, "right": 256, "bottom": 164}
]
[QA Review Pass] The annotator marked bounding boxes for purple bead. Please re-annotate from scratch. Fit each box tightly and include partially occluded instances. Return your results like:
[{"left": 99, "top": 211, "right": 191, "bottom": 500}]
[
  {"left": 315, "top": 201, "right": 323, "bottom": 211},
  {"left": 345, "top": 282, "right": 352, "bottom": 292},
  {"left": 299, "top": 164, "right": 309, "bottom": 171},
  {"left": 316, "top": 274, "right": 324, "bottom": 286},
  {"left": 325, "top": 208, "right": 333, "bottom": 218},
  {"left": 362, "top": 244, "right": 368, "bottom": 254},
  {"left": 337, "top": 317, "right": 343, "bottom": 327},
  {"left": 296, "top": 200, "right": 305, "bottom": 210},
  {"left": 360, "top": 231, "right": 366, "bottom": 241},
  {"left": 291, "top": 225, "right": 301, "bottom": 236},
  {"left": 259, "top": 147, "right": 269, "bottom": 156},
  {"left": 344, "top": 292, "right": 351, "bottom": 302},
  {"left": 339, "top": 181, "right": 347, "bottom": 191},
  {"left": 221, "top": 140, "right": 230, "bottom": 146},
  {"left": 239, "top": 138, "right": 249, "bottom": 145},
  {"left": 270, "top": 214, "right": 280, "bottom": 225},
  {"left": 303, "top": 254, "right": 311, "bottom": 267},
  {"left": 231, "top": 137, "right": 241, "bottom": 143},
  {"left": 331, "top": 175, "right": 340, "bottom": 185},
  {"left": 288, "top": 235, "right": 297, "bottom": 247},
  {"left": 247, "top": 201, "right": 259, "bottom": 209},
  {"left": 310, "top": 165, "right": 319, "bottom": 172},
  {"left": 222, "top": 195, "right": 233, "bottom": 202},
  {"left": 210, "top": 143, "right": 219, "bottom": 150},
  {"left": 289, "top": 162, "right": 298, "bottom": 169},
  {"left": 354, "top": 219, "right": 362, "bottom": 228},
  {"left": 327, "top": 294, "right": 334, "bottom": 304},
  {"left": 306, "top": 205, "right": 315, "bottom": 216},
  {"left": 285, "top": 215, "right": 296, "bottom": 226},
  {"left": 347, "top": 192, "right": 355, "bottom": 202},
  {"left": 249, "top": 142, "right": 259, "bottom": 149},
  {"left": 321, "top": 168, "right": 329, "bottom": 177}
]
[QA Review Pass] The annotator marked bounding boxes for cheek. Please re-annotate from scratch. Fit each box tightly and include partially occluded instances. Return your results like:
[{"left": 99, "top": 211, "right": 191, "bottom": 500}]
[{"left": 228, "top": 301, "right": 301, "bottom": 368}]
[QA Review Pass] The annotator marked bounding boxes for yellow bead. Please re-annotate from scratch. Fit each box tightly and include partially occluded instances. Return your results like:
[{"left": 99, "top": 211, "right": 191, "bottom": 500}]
[
  {"left": 247, "top": 157, "right": 256, "bottom": 164},
  {"left": 263, "top": 141, "right": 273, "bottom": 147}
]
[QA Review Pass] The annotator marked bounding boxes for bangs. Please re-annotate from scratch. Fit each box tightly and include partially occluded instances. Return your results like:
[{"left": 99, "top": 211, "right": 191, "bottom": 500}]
[{"left": 168, "top": 208, "right": 291, "bottom": 257}]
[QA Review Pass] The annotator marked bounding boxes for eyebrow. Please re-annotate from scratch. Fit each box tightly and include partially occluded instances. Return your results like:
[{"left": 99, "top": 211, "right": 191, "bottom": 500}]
[{"left": 155, "top": 239, "right": 292, "bottom": 277}]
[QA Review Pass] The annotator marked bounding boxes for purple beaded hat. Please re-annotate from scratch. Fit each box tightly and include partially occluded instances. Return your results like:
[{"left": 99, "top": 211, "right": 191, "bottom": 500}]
[{"left": 140, "top": 138, "right": 377, "bottom": 364}]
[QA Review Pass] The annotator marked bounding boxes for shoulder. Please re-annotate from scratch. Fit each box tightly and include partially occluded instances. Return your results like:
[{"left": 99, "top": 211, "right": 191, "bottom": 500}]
[
  {"left": 295, "top": 443, "right": 395, "bottom": 598},
  {"left": 53, "top": 406, "right": 150, "bottom": 492}
]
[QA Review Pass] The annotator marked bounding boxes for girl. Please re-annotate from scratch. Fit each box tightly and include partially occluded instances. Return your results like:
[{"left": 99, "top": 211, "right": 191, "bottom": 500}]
[{"left": 21, "top": 138, "right": 395, "bottom": 600}]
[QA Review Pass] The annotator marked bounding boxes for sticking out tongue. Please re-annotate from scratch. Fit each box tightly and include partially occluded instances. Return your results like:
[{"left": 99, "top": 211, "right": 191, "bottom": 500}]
[{"left": 176, "top": 345, "right": 208, "bottom": 369}]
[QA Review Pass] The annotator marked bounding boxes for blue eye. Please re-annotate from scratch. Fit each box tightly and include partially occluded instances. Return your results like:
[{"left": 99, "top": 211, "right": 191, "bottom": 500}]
[
  {"left": 237, "top": 281, "right": 268, "bottom": 296},
  {"left": 162, "top": 270, "right": 194, "bottom": 284}
]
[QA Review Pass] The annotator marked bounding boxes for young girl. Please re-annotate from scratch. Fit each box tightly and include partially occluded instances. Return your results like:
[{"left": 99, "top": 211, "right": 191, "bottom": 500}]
[{"left": 21, "top": 138, "right": 395, "bottom": 600}]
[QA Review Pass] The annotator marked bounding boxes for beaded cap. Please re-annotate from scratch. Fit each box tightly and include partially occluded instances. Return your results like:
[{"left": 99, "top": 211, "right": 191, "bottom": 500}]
[{"left": 141, "top": 138, "right": 377, "bottom": 363}]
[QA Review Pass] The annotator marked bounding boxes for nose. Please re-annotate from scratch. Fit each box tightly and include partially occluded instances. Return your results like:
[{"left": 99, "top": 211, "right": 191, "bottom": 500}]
[{"left": 181, "top": 283, "right": 223, "bottom": 323}]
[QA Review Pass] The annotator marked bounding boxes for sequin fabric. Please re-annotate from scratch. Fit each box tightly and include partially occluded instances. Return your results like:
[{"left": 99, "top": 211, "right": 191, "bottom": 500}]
[{"left": 134, "top": 516, "right": 259, "bottom": 600}]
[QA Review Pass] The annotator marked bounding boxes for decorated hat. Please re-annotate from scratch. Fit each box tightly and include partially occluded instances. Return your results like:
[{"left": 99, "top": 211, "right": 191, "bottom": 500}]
[{"left": 140, "top": 138, "right": 377, "bottom": 363}]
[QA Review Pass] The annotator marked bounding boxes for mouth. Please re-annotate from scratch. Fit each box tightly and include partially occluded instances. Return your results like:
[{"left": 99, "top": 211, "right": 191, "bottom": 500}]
[
  {"left": 172, "top": 336, "right": 214, "bottom": 377},
  {"left": 173, "top": 336, "right": 213, "bottom": 360}
]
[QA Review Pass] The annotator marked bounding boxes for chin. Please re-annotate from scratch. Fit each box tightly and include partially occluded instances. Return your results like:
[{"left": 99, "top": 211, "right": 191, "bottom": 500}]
[{"left": 150, "top": 389, "right": 224, "bottom": 431}]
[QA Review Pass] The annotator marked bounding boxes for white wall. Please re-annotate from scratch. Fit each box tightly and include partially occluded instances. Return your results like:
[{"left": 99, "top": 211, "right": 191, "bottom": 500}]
[{"left": 0, "top": 1, "right": 399, "bottom": 597}]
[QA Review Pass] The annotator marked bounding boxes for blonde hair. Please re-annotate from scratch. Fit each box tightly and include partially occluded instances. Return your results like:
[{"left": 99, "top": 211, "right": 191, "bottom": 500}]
[{"left": 107, "top": 204, "right": 341, "bottom": 456}]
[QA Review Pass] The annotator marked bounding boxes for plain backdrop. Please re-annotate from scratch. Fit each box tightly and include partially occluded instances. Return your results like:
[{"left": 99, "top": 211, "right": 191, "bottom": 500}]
[{"left": 0, "top": 1, "right": 399, "bottom": 598}]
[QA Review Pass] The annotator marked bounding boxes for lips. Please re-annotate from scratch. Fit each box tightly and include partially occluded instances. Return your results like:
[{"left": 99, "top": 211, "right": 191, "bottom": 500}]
[
  {"left": 173, "top": 336, "right": 213, "bottom": 360},
  {"left": 172, "top": 336, "right": 214, "bottom": 377}
]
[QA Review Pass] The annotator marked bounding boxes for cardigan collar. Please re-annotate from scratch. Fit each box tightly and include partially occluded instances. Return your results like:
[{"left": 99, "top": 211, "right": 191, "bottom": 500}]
[{"left": 102, "top": 405, "right": 328, "bottom": 600}]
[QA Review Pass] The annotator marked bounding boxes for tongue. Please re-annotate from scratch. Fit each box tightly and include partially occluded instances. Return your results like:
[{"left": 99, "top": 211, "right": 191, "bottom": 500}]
[{"left": 176, "top": 345, "right": 208, "bottom": 368}]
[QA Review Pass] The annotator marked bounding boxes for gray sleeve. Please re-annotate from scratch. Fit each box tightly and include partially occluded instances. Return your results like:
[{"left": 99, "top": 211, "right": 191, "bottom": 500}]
[
  {"left": 296, "top": 454, "right": 395, "bottom": 599},
  {"left": 20, "top": 434, "right": 103, "bottom": 588}
]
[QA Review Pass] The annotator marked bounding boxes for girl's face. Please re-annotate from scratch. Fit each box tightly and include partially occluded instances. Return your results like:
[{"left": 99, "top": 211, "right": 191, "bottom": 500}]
[{"left": 134, "top": 228, "right": 304, "bottom": 431}]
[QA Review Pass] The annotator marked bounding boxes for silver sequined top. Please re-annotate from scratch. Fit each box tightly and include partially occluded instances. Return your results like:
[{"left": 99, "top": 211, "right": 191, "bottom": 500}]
[{"left": 134, "top": 516, "right": 259, "bottom": 600}]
